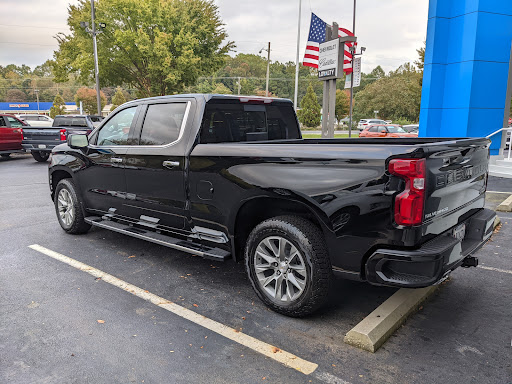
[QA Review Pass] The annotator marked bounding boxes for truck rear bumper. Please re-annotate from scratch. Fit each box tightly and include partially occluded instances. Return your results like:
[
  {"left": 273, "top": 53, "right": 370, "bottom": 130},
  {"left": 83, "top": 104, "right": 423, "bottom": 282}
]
[
  {"left": 22, "top": 143, "right": 58, "bottom": 152},
  {"left": 365, "top": 208, "right": 496, "bottom": 288}
]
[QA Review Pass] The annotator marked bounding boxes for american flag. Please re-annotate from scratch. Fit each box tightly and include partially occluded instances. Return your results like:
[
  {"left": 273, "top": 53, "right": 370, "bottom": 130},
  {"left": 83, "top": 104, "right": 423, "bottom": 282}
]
[{"left": 303, "top": 13, "right": 354, "bottom": 74}]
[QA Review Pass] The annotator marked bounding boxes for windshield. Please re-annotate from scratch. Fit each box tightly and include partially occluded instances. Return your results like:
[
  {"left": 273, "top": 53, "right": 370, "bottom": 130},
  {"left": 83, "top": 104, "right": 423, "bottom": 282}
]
[{"left": 386, "top": 126, "right": 407, "bottom": 133}]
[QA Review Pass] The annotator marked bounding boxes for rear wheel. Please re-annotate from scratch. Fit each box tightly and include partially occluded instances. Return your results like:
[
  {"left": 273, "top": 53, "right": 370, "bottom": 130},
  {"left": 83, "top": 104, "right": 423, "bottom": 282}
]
[
  {"left": 1, "top": 154, "right": 10, "bottom": 158},
  {"left": 32, "top": 151, "right": 49, "bottom": 162},
  {"left": 54, "top": 179, "right": 91, "bottom": 234},
  {"left": 245, "top": 216, "right": 332, "bottom": 317}
]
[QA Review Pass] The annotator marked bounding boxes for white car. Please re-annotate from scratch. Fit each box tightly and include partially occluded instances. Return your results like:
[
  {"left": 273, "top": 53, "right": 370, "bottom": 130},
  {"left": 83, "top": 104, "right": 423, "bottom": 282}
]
[
  {"left": 18, "top": 114, "right": 54, "bottom": 127},
  {"left": 357, "top": 119, "right": 387, "bottom": 131}
]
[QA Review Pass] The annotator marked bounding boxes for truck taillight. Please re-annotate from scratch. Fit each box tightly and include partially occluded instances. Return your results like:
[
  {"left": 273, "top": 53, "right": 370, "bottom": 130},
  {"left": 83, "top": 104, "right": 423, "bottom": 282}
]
[
  {"left": 60, "top": 129, "right": 67, "bottom": 141},
  {"left": 388, "top": 158, "right": 426, "bottom": 226}
]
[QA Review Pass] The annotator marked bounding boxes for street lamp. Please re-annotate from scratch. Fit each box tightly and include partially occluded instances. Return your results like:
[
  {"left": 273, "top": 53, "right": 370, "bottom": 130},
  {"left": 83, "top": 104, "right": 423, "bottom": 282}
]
[
  {"left": 259, "top": 43, "right": 271, "bottom": 97},
  {"left": 80, "top": 0, "right": 106, "bottom": 116},
  {"left": 34, "top": 89, "right": 40, "bottom": 114}
]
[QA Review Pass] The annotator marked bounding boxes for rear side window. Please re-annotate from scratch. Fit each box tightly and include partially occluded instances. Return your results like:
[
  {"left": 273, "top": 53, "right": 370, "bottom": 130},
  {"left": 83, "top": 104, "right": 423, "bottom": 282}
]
[
  {"left": 139, "top": 103, "right": 187, "bottom": 146},
  {"left": 7, "top": 116, "right": 23, "bottom": 128},
  {"left": 0, "top": 116, "right": 5, "bottom": 126},
  {"left": 200, "top": 102, "right": 300, "bottom": 143}
]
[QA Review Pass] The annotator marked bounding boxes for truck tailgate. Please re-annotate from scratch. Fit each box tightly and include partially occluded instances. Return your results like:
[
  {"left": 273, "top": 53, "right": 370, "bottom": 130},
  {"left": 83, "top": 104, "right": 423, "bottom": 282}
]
[{"left": 422, "top": 139, "right": 490, "bottom": 238}]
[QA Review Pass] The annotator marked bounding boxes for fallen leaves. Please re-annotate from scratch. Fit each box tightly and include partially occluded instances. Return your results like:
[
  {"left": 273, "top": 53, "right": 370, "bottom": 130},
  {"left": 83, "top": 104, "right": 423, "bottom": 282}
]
[
  {"left": 271, "top": 347, "right": 280, "bottom": 354},
  {"left": 97, "top": 320, "right": 105, "bottom": 324},
  {"left": 193, "top": 304, "right": 198, "bottom": 307}
]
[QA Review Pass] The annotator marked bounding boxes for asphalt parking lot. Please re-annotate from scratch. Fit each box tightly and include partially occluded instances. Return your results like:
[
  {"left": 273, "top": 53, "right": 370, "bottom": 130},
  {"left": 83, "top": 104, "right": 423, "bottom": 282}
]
[{"left": 1, "top": 153, "right": 511, "bottom": 384}]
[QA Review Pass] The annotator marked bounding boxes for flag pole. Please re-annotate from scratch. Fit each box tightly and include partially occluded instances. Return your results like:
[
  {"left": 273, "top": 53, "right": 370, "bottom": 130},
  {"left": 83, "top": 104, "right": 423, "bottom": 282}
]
[
  {"left": 294, "top": 0, "right": 302, "bottom": 111},
  {"left": 348, "top": 0, "right": 356, "bottom": 138}
]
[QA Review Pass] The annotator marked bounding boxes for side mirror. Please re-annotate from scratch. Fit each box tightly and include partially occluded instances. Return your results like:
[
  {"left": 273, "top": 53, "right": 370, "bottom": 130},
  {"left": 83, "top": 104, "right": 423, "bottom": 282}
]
[
  {"left": 380, "top": 129, "right": 387, "bottom": 133},
  {"left": 68, "top": 134, "right": 89, "bottom": 149}
]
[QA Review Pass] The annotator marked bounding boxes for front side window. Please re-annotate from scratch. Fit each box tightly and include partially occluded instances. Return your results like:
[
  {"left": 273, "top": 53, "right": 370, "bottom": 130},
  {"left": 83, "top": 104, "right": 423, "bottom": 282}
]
[
  {"left": 139, "top": 103, "right": 187, "bottom": 145},
  {"left": 96, "top": 107, "right": 137, "bottom": 146},
  {"left": 0, "top": 116, "right": 6, "bottom": 127}
]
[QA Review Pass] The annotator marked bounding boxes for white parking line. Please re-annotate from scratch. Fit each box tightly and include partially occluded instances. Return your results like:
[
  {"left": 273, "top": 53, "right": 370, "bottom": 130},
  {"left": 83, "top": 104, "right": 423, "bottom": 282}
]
[
  {"left": 28, "top": 244, "right": 318, "bottom": 375},
  {"left": 478, "top": 265, "right": 512, "bottom": 275}
]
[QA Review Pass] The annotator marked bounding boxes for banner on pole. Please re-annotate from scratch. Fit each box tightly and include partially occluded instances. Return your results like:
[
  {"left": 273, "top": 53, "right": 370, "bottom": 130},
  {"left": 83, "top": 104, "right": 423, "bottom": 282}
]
[{"left": 344, "top": 57, "right": 361, "bottom": 88}]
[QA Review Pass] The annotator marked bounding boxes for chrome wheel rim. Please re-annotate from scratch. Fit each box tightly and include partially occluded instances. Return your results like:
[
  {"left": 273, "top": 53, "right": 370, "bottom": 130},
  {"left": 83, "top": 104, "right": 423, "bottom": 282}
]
[
  {"left": 57, "top": 189, "right": 74, "bottom": 227},
  {"left": 254, "top": 236, "right": 308, "bottom": 303}
]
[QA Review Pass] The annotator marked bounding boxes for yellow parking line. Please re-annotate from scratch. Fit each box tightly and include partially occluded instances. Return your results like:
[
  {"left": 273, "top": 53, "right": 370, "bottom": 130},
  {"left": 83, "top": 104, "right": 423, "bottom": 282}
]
[
  {"left": 478, "top": 265, "right": 512, "bottom": 275},
  {"left": 28, "top": 244, "right": 318, "bottom": 375}
]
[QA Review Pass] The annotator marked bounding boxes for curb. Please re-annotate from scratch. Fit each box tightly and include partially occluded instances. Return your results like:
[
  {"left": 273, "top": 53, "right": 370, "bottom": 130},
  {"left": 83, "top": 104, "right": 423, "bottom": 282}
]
[
  {"left": 344, "top": 286, "right": 438, "bottom": 353},
  {"left": 497, "top": 195, "right": 512, "bottom": 212}
]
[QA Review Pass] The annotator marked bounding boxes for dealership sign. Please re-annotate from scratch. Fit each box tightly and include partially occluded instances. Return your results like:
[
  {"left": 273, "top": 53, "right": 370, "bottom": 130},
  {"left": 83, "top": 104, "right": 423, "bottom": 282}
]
[
  {"left": 318, "top": 40, "right": 341, "bottom": 80},
  {"left": 9, "top": 104, "right": 30, "bottom": 108}
]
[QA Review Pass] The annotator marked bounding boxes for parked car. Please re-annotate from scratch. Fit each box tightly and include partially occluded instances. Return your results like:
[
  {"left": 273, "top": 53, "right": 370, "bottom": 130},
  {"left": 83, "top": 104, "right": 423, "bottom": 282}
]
[
  {"left": 359, "top": 124, "right": 418, "bottom": 138},
  {"left": 48, "top": 94, "right": 495, "bottom": 317},
  {"left": 357, "top": 119, "right": 387, "bottom": 131},
  {"left": 402, "top": 124, "right": 419, "bottom": 133},
  {"left": 17, "top": 114, "right": 54, "bottom": 127},
  {"left": 0, "top": 114, "right": 27, "bottom": 158},
  {"left": 22, "top": 114, "right": 95, "bottom": 162}
]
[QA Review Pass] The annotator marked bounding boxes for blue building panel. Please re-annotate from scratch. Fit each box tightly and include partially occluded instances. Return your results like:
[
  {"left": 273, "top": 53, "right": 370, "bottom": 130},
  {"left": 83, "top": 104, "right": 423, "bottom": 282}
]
[
  {"left": 0, "top": 102, "right": 75, "bottom": 112},
  {"left": 421, "top": 0, "right": 512, "bottom": 156}
]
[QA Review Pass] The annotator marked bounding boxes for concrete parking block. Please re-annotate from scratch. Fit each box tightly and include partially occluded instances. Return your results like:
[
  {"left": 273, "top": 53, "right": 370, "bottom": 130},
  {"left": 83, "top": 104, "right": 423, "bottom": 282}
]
[
  {"left": 344, "top": 286, "right": 438, "bottom": 353},
  {"left": 496, "top": 195, "right": 512, "bottom": 212}
]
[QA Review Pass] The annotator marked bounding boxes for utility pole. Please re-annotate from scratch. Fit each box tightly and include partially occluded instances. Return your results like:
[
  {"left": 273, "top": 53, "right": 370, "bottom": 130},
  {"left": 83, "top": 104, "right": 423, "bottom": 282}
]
[
  {"left": 34, "top": 89, "right": 40, "bottom": 114},
  {"left": 91, "top": 0, "right": 101, "bottom": 116},
  {"left": 80, "top": 0, "right": 105, "bottom": 116},
  {"left": 348, "top": 0, "right": 356, "bottom": 138},
  {"left": 294, "top": 0, "right": 302, "bottom": 111},
  {"left": 260, "top": 43, "right": 271, "bottom": 97}
]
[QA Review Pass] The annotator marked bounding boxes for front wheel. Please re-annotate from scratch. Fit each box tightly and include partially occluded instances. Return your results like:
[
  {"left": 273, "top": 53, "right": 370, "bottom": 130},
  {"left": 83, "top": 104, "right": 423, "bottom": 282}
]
[
  {"left": 245, "top": 216, "right": 332, "bottom": 317},
  {"left": 54, "top": 179, "right": 91, "bottom": 234},
  {"left": 32, "top": 151, "right": 49, "bottom": 162}
]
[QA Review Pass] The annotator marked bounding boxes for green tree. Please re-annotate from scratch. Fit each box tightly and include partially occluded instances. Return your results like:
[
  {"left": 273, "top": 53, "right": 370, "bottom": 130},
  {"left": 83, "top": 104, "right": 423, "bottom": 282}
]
[
  {"left": 335, "top": 89, "right": 350, "bottom": 122},
  {"left": 53, "top": 0, "right": 233, "bottom": 97},
  {"left": 50, "top": 94, "right": 66, "bottom": 118},
  {"left": 75, "top": 87, "right": 107, "bottom": 114},
  {"left": 298, "top": 84, "right": 321, "bottom": 128},
  {"left": 415, "top": 42, "right": 426, "bottom": 71},
  {"left": 110, "top": 87, "right": 127, "bottom": 111},
  {"left": 353, "top": 63, "right": 422, "bottom": 122}
]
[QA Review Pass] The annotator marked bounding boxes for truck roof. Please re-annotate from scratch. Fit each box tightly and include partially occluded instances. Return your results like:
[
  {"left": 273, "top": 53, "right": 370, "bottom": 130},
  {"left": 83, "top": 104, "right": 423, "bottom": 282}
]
[{"left": 128, "top": 93, "right": 294, "bottom": 105}]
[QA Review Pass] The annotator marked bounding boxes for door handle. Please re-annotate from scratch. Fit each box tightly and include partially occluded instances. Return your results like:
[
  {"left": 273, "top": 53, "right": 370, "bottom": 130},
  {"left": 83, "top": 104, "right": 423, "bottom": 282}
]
[
  {"left": 163, "top": 160, "right": 180, "bottom": 169},
  {"left": 111, "top": 157, "right": 123, "bottom": 163}
]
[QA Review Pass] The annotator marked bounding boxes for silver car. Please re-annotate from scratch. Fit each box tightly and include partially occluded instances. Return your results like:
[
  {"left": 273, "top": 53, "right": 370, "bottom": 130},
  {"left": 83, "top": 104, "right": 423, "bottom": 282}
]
[
  {"left": 357, "top": 119, "right": 387, "bottom": 131},
  {"left": 18, "top": 114, "right": 54, "bottom": 127}
]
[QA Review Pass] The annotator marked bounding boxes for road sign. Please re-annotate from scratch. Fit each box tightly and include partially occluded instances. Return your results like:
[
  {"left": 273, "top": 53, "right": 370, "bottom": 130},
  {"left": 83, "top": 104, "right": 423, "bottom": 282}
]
[{"left": 345, "top": 57, "right": 362, "bottom": 89}]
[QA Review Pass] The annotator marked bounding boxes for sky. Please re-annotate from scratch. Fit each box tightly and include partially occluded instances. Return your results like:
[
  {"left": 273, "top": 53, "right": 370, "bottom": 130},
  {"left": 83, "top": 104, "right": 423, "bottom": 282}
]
[{"left": 0, "top": 0, "right": 428, "bottom": 74}]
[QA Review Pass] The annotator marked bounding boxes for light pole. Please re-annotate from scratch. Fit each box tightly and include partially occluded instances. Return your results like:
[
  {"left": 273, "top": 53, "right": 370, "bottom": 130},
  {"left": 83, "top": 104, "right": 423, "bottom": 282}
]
[
  {"left": 80, "top": 0, "right": 106, "bottom": 116},
  {"left": 294, "top": 0, "right": 302, "bottom": 111},
  {"left": 348, "top": 0, "right": 357, "bottom": 137},
  {"left": 34, "top": 89, "right": 40, "bottom": 114},
  {"left": 259, "top": 43, "right": 271, "bottom": 97}
]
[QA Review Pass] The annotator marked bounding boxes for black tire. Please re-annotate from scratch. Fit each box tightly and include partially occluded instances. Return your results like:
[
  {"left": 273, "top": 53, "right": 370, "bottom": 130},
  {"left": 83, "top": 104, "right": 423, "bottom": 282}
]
[
  {"left": 32, "top": 151, "right": 49, "bottom": 162},
  {"left": 245, "top": 215, "right": 332, "bottom": 317},
  {"left": 1, "top": 154, "right": 10, "bottom": 158},
  {"left": 54, "top": 178, "right": 91, "bottom": 234}
]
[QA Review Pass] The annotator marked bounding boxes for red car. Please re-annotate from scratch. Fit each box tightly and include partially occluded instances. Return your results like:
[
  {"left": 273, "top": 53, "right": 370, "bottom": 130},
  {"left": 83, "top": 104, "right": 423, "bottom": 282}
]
[
  {"left": 359, "top": 124, "right": 418, "bottom": 138},
  {"left": 0, "top": 114, "right": 27, "bottom": 158}
]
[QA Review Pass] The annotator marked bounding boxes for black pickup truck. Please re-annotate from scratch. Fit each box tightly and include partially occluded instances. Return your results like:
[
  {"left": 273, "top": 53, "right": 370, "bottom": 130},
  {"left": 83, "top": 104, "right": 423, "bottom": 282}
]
[
  {"left": 48, "top": 94, "right": 496, "bottom": 317},
  {"left": 22, "top": 115, "right": 96, "bottom": 162}
]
